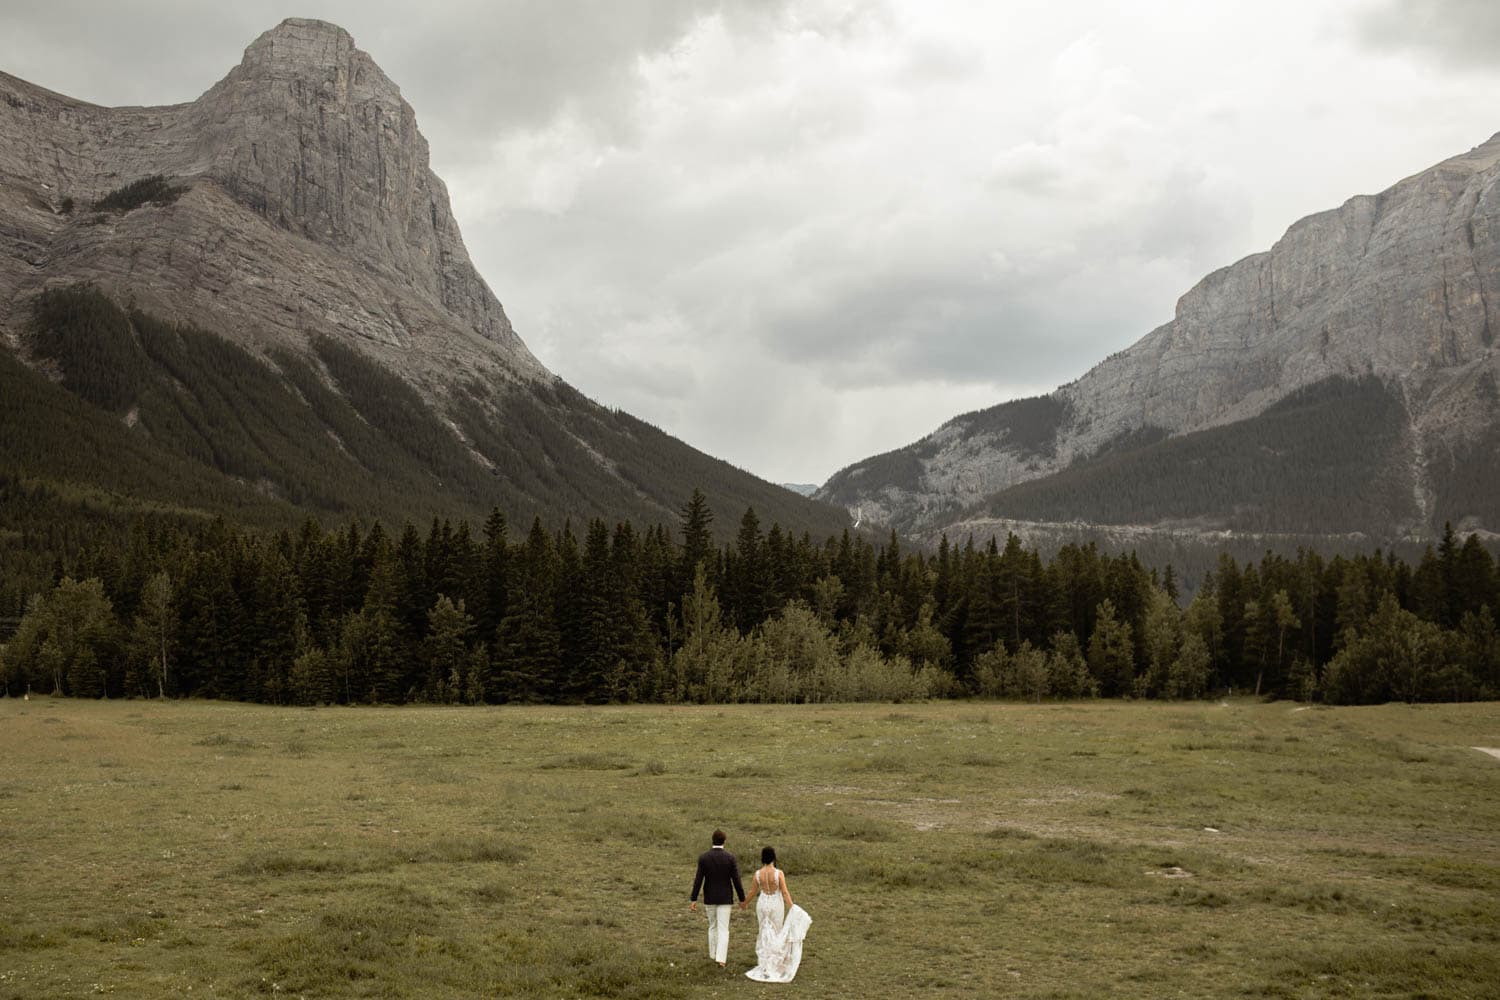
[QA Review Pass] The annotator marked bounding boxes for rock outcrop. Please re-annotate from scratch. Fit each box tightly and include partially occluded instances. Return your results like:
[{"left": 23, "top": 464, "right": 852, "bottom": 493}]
[
  {"left": 0, "top": 18, "right": 545, "bottom": 395},
  {"left": 819, "top": 133, "right": 1500, "bottom": 542}
]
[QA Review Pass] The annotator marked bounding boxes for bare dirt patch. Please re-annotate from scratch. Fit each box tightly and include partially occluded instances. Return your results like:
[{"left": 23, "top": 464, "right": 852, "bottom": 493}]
[{"left": 1472, "top": 747, "right": 1500, "bottom": 761}]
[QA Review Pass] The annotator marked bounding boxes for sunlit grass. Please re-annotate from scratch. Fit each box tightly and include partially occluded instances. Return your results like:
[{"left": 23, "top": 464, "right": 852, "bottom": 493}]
[{"left": 0, "top": 698, "right": 1497, "bottom": 998}]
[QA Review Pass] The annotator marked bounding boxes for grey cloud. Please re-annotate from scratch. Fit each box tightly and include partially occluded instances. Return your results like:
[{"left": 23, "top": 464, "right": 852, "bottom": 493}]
[
  {"left": 1088, "top": 166, "right": 1250, "bottom": 268},
  {"left": 989, "top": 143, "right": 1068, "bottom": 195},
  {"left": 899, "top": 34, "right": 985, "bottom": 85},
  {"left": 0, "top": 1, "right": 271, "bottom": 106},
  {"left": 749, "top": 263, "right": 1181, "bottom": 392},
  {"left": 731, "top": 165, "right": 1243, "bottom": 391},
  {"left": 367, "top": 0, "right": 729, "bottom": 159},
  {"left": 1355, "top": 0, "right": 1500, "bottom": 69},
  {"left": 0, "top": 2, "right": 794, "bottom": 158},
  {"left": 372, "top": 0, "right": 815, "bottom": 167}
]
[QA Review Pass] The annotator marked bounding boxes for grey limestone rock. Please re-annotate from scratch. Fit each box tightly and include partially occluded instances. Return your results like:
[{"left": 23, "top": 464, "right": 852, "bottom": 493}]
[
  {"left": 0, "top": 18, "right": 547, "bottom": 394},
  {"left": 820, "top": 133, "right": 1500, "bottom": 541}
]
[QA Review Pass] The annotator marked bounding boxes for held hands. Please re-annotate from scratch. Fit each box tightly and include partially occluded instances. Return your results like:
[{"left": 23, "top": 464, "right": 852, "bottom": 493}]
[{"left": 688, "top": 902, "right": 698, "bottom": 912}]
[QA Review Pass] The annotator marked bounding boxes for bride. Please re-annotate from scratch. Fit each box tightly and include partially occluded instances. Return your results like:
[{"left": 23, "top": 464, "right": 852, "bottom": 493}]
[{"left": 744, "top": 846, "right": 811, "bottom": 983}]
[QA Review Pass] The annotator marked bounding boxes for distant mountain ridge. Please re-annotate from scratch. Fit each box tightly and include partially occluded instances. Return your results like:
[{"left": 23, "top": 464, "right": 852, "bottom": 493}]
[
  {"left": 819, "top": 133, "right": 1500, "bottom": 546},
  {"left": 0, "top": 19, "right": 851, "bottom": 539}
]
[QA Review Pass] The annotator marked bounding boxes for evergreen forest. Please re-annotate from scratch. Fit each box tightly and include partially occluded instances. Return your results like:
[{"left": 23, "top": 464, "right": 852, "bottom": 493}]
[
  {"left": 974, "top": 377, "right": 1417, "bottom": 535},
  {"left": 3, "top": 491, "right": 1496, "bottom": 707},
  {"left": 0, "top": 285, "right": 850, "bottom": 564}
]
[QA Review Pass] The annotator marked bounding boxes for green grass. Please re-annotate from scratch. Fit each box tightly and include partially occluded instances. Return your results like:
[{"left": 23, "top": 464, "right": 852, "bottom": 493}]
[{"left": 0, "top": 699, "right": 1497, "bottom": 998}]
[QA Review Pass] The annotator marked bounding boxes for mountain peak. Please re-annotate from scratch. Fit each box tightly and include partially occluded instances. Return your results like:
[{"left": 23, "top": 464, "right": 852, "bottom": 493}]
[
  {"left": 0, "top": 21, "right": 855, "bottom": 544},
  {"left": 0, "top": 17, "right": 544, "bottom": 384},
  {"left": 245, "top": 17, "right": 359, "bottom": 58},
  {"left": 270, "top": 16, "right": 352, "bottom": 36},
  {"left": 229, "top": 17, "right": 396, "bottom": 101}
]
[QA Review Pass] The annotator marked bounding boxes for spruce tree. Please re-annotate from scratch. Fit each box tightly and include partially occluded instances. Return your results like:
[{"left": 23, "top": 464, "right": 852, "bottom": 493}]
[
  {"left": 478, "top": 508, "right": 510, "bottom": 644},
  {"left": 571, "top": 519, "right": 617, "bottom": 702},
  {"left": 679, "top": 488, "right": 714, "bottom": 594},
  {"left": 606, "top": 521, "right": 658, "bottom": 703},
  {"left": 725, "top": 507, "right": 771, "bottom": 633},
  {"left": 354, "top": 555, "right": 407, "bottom": 703},
  {"left": 252, "top": 550, "right": 305, "bottom": 704},
  {"left": 494, "top": 518, "right": 562, "bottom": 703}
]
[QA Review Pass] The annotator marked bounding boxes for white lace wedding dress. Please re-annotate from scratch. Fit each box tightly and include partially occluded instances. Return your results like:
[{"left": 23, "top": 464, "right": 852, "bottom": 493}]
[{"left": 745, "top": 868, "right": 811, "bottom": 983}]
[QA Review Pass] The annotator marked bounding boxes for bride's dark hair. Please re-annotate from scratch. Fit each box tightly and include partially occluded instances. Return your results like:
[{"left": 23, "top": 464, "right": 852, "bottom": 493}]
[{"left": 761, "top": 846, "right": 776, "bottom": 864}]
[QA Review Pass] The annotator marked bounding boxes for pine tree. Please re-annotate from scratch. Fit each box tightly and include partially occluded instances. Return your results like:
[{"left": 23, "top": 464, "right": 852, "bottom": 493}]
[
  {"left": 478, "top": 508, "right": 510, "bottom": 644},
  {"left": 639, "top": 523, "right": 679, "bottom": 657},
  {"left": 177, "top": 549, "right": 244, "bottom": 699},
  {"left": 1161, "top": 564, "right": 1180, "bottom": 604},
  {"left": 293, "top": 517, "right": 333, "bottom": 645},
  {"left": 494, "top": 518, "right": 562, "bottom": 703},
  {"left": 554, "top": 521, "right": 584, "bottom": 699},
  {"left": 394, "top": 522, "right": 429, "bottom": 652},
  {"left": 605, "top": 521, "right": 659, "bottom": 703},
  {"left": 933, "top": 535, "right": 955, "bottom": 621},
  {"left": 962, "top": 537, "right": 1002, "bottom": 671},
  {"left": 352, "top": 555, "right": 407, "bottom": 703},
  {"left": 1213, "top": 554, "right": 1248, "bottom": 686},
  {"left": 679, "top": 488, "right": 714, "bottom": 594},
  {"left": 250, "top": 550, "right": 305, "bottom": 704},
  {"left": 995, "top": 533, "right": 1038, "bottom": 652},
  {"left": 1454, "top": 534, "right": 1496, "bottom": 621},
  {"left": 724, "top": 507, "right": 771, "bottom": 633},
  {"left": 571, "top": 519, "right": 617, "bottom": 702}
]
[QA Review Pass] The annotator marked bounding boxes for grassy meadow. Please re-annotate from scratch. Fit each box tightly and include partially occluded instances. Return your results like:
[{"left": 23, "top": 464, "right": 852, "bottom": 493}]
[{"left": 1, "top": 697, "right": 1498, "bottom": 999}]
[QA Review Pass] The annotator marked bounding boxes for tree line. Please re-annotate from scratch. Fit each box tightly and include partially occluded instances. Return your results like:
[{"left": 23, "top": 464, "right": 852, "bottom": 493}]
[{"left": 2, "top": 491, "right": 1496, "bottom": 705}]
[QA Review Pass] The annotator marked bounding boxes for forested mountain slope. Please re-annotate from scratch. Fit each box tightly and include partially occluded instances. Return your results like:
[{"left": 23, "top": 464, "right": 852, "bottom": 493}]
[{"left": 0, "top": 21, "right": 850, "bottom": 553}]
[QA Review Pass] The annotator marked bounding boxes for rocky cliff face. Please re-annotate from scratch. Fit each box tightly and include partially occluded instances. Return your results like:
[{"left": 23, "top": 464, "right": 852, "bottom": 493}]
[
  {"left": 0, "top": 18, "right": 545, "bottom": 394},
  {"left": 820, "top": 134, "right": 1500, "bottom": 542},
  {"left": 0, "top": 19, "right": 852, "bottom": 540}
]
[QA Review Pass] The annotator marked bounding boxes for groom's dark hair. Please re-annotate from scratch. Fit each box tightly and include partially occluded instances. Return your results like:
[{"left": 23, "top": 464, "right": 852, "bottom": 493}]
[{"left": 712, "top": 829, "right": 726, "bottom": 845}]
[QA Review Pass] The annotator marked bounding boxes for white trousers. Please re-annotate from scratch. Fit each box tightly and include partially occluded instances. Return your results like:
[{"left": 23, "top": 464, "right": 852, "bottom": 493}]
[{"left": 705, "top": 904, "right": 732, "bottom": 963}]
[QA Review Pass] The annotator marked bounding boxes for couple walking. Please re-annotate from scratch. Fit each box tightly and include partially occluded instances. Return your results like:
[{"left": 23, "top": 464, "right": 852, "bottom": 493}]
[{"left": 688, "top": 829, "right": 812, "bottom": 983}]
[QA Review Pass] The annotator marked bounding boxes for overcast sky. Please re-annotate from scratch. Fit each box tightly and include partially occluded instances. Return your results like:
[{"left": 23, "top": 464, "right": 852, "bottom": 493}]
[{"left": 4, "top": 1, "right": 1498, "bottom": 485}]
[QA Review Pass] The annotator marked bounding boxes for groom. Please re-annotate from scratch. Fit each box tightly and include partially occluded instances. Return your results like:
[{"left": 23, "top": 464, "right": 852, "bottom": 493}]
[{"left": 688, "top": 828, "right": 746, "bottom": 967}]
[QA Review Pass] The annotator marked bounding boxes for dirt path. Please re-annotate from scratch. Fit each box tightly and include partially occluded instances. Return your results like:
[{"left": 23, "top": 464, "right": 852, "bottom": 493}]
[{"left": 1472, "top": 747, "right": 1500, "bottom": 761}]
